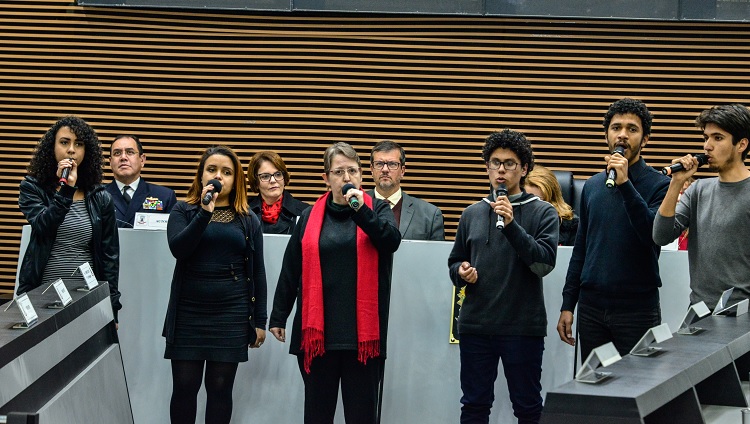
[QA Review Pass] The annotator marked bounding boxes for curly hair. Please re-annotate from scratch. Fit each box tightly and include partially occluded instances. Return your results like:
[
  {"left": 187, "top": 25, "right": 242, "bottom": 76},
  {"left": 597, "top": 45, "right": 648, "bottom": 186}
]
[
  {"left": 481, "top": 129, "right": 535, "bottom": 186},
  {"left": 186, "top": 145, "right": 248, "bottom": 214},
  {"left": 602, "top": 98, "right": 653, "bottom": 137},
  {"left": 27, "top": 116, "right": 103, "bottom": 192},
  {"left": 695, "top": 104, "right": 750, "bottom": 160},
  {"left": 246, "top": 150, "right": 290, "bottom": 193}
]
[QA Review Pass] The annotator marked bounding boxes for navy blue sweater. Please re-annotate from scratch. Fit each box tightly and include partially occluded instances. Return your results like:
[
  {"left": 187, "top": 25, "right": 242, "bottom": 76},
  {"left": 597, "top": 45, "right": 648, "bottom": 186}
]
[{"left": 561, "top": 158, "right": 670, "bottom": 311}]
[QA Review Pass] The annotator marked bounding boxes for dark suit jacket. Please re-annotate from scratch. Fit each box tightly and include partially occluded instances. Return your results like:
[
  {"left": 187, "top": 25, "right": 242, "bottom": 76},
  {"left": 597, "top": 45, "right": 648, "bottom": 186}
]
[
  {"left": 106, "top": 179, "right": 177, "bottom": 228},
  {"left": 367, "top": 189, "right": 445, "bottom": 240}
]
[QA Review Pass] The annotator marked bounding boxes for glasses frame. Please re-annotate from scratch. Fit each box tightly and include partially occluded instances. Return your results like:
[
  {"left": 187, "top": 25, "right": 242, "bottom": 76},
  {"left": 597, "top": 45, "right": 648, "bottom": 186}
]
[
  {"left": 111, "top": 149, "right": 140, "bottom": 158},
  {"left": 372, "top": 161, "right": 402, "bottom": 171},
  {"left": 329, "top": 167, "right": 361, "bottom": 178},
  {"left": 257, "top": 171, "right": 284, "bottom": 183},
  {"left": 487, "top": 159, "right": 519, "bottom": 171}
]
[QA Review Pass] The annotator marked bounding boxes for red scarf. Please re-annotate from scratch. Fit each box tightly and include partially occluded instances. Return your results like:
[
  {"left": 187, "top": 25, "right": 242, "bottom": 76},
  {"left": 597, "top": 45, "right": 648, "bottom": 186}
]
[
  {"left": 300, "top": 191, "right": 380, "bottom": 373},
  {"left": 261, "top": 198, "right": 283, "bottom": 224}
]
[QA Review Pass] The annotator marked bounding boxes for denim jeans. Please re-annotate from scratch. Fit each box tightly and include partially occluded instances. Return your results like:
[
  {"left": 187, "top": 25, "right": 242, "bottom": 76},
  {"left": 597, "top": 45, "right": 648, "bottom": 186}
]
[
  {"left": 459, "top": 333, "right": 544, "bottom": 424},
  {"left": 577, "top": 302, "right": 661, "bottom": 361}
]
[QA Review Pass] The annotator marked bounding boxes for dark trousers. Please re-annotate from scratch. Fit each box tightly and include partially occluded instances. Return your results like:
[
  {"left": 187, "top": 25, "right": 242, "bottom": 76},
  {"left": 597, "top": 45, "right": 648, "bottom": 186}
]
[
  {"left": 296, "top": 350, "right": 383, "bottom": 424},
  {"left": 459, "top": 334, "right": 544, "bottom": 424},
  {"left": 577, "top": 302, "right": 661, "bottom": 361}
]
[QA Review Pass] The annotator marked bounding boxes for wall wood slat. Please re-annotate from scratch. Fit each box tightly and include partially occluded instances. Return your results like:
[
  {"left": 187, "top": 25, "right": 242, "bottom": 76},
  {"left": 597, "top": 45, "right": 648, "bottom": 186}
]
[{"left": 1, "top": 0, "right": 748, "bottom": 294}]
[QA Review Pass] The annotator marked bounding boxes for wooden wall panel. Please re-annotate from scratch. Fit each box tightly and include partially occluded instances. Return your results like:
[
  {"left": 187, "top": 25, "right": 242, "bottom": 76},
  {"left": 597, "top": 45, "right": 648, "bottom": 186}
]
[{"left": 1, "top": 1, "right": 748, "bottom": 294}]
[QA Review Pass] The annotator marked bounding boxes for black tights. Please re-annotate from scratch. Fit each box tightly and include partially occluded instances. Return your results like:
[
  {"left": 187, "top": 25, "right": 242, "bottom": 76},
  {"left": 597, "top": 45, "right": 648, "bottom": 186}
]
[{"left": 170, "top": 360, "right": 239, "bottom": 424}]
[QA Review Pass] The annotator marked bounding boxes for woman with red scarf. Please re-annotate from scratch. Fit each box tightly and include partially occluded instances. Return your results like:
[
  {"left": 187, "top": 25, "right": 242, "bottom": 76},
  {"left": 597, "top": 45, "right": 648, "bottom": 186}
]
[
  {"left": 269, "top": 142, "right": 401, "bottom": 423},
  {"left": 247, "top": 151, "right": 310, "bottom": 234}
]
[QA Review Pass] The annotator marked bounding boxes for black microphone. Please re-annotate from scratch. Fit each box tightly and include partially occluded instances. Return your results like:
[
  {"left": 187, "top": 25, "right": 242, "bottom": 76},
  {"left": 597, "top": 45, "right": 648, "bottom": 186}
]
[
  {"left": 495, "top": 184, "right": 508, "bottom": 230},
  {"left": 59, "top": 167, "right": 70, "bottom": 186},
  {"left": 341, "top": 183, "right": 360, "bottom": 209},
  {"left": 605, "top": 146, "right": 626, "bottom": 188},
  {"left": 662, "top": 154, "right": 708, "bottom": 176},
  {"left": 202, "top": 179, "right": 223, "bottom": 205}
]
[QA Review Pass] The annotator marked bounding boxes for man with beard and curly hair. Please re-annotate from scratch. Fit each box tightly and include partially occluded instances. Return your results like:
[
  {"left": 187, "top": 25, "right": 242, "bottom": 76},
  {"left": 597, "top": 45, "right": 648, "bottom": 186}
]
[
  {"left": 557, "top": 98, "right": 670, "bottom": 361},
  {"left": 17, "top": 115, "right": 121, "bottom": 323},
  {"left": 448, "top": 129, "right": 558, "bottom": 424}
]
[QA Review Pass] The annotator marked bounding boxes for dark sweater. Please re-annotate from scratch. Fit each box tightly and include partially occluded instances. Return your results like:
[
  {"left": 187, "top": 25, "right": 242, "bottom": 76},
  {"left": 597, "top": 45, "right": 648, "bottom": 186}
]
[
  {"left": 558, "top": 216, "right": 579, "bottom": 247},
  {"left": 269, "top": 195, "right": 401, "bottom": 357},
  {"left": 448, "top": 192, "right": 559, "bottom": 337},
  {"left": 561, "top": 158, "right": 670, "bottom": 311}
]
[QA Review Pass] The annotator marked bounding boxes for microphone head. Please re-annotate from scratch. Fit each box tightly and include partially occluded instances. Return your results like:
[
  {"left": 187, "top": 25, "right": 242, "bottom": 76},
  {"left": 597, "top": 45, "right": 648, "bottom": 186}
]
[
  {"left": 613, "top": 145, "right": 626, "bottom": 155},
  {"left": 495, "top": 183, "right": 508, "bottom": 197},
  {"left": 341, "top": 183, "right": 356, "bottom": 196},
  {"left": 695, "top": 154, "right": 708, "bottom": 166},
  {"left": 207, "top": 179, "right": 222, "bottom": 193}
]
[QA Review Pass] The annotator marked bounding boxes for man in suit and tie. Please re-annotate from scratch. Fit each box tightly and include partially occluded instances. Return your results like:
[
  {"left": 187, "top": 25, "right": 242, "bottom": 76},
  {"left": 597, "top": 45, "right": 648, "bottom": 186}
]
[
  {"left": 367, "top": 140, "right": 445, "bottom": 240},
  {"left": 107, "top": 135, "right": 177, "bottom": 228}
]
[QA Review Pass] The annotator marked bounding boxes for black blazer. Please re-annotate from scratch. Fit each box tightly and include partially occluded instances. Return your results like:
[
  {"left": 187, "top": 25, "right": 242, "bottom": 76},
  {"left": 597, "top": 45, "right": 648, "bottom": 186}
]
[
  {"left": 248, "top": 191, "right": 310, "bottom": 235},
  {"left": 106, "top": 179, "right": 177, "bottom": 228}
]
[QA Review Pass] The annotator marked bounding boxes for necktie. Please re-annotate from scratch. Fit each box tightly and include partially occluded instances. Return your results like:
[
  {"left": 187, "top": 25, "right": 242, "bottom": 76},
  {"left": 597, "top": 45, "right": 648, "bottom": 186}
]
[{"left": 123, "top": 186, "right": 132, "bottom": 204}]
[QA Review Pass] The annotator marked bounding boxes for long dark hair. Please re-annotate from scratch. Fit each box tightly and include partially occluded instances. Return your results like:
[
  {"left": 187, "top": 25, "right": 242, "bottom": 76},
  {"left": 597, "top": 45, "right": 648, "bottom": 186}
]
[{"left": 27, "top": 116, "right": 104, "bottom": 192}]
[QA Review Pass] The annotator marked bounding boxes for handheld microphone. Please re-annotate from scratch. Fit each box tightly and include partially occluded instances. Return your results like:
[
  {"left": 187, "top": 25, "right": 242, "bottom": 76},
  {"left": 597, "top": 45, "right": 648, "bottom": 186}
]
[
  {"left": 341, "top": 183, "right": 360, "bottom": 209},
  {"left": 605, "top": 146, "right": 626, "bottom": 188},
  {"left": 495, "top": 184, "right": 508, "bottom": 230},
  {"left": 59, "top": 167, "right": 71, "bottom": 186},
  {"left": 662, "top": 154, "right": 708, "bottom": 176},
  {"left": 202, "top": 179, "right": 223, "bottom": 205}
]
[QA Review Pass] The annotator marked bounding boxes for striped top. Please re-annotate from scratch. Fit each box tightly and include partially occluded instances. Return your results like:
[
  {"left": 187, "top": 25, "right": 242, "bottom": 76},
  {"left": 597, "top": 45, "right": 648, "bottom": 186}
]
[{"left": 41, "top": 201, "right": 93, "bottom": 286}]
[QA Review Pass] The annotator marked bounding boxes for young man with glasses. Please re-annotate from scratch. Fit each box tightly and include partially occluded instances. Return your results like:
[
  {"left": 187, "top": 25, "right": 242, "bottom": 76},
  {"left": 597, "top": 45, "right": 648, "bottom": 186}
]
[
  {"left": 557, "top": 98, "right": 670, "bottom": 361},
  {"left": 367, "top": 140, "right": 445, "bottom": 240},
  {"left": 106, "top": 134, "right": 177, "bottom": 227},
  {"left": 448, "top": 129, "right": 559, "bottom": 424}
]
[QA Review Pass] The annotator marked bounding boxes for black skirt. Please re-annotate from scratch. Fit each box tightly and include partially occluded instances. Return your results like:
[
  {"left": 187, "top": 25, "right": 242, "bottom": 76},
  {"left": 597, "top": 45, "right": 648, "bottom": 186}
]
[{"left": 165, "top": 261, "right": 250, "bottom": 362}]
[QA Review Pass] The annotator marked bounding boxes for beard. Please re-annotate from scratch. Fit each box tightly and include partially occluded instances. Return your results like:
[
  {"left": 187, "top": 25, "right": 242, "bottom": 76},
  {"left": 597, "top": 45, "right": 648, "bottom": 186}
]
[{"left": 377, "top": 177, "right": 396, "bottom": 191}]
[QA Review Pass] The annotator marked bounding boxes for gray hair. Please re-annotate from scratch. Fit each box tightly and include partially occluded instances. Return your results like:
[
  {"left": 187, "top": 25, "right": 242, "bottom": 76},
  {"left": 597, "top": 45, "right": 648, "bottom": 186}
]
[{"left": 323, "top": 142, "right": 361, "bottom": 173}]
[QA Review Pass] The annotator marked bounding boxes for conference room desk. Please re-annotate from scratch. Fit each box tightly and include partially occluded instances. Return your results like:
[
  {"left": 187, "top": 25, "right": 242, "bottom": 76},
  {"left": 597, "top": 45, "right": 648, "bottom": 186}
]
[
  {"left": 541, "top": 314, "right": 750, "bottom": 424},
  {"left": 14, "top": 226, "right": 695, "bottom": 423},
  {"left": 0, "top": 282, "right": 132, "bottom": 424}
]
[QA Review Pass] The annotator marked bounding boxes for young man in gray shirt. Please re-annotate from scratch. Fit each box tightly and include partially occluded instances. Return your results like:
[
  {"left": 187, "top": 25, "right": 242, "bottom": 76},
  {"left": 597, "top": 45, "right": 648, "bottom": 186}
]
[{"left": 653, "top": 104, "right": 750, "bottom": 310}]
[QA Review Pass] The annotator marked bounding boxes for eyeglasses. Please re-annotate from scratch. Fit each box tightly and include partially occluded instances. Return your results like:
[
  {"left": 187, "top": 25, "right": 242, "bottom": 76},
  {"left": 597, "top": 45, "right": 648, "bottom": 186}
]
[
  {"left": 487, "top": 159, "right": 519, "bottom": 171},
  {"left": 329, "top": 167, "right": 360, "bottom": 178},
  {"left": 257, "top": 171, "right": 283, "bottom": 182},
  {"left": 372, "top": 161, "right": 401, "bottom": 171},
  {"left": 112, "top": 149, "right": 139, "bottom": 158}
]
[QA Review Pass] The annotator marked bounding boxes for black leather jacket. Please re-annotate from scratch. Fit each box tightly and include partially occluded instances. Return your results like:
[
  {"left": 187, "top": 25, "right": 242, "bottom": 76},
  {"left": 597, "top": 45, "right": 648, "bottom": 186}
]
[{"left": 18, "top": 176, "right": 121, "bottom": 320}]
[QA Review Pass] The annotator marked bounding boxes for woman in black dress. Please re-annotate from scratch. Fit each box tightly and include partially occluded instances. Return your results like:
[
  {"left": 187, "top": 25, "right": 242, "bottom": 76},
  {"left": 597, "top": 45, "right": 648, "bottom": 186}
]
[{"left": 163, "top": 145, "right": 267, "bottom": 424}]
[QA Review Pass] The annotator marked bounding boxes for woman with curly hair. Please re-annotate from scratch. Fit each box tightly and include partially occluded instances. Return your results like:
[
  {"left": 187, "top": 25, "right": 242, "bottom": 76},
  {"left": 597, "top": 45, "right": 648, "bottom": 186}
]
[
  {"left": 524, "top": 165, "right": 579, "bottom": 246},
  {"left": 17, "top": 116, "right": 121, "bottom": 321}
]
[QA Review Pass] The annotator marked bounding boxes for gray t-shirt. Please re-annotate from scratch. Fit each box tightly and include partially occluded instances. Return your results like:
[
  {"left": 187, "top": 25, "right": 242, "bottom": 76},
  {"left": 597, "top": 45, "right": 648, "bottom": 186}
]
[{"left": 653, "top": 176, "right": 750, "bottom": 309}]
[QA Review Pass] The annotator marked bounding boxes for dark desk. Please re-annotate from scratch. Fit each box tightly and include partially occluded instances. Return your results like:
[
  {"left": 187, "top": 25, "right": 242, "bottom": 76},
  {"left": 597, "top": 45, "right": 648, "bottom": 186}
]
[
  {"left": 0, "top": 283, "right": 133, "bottom": 424},
  {"left": 542, "top": 314, "right": 750, "bottom": 424}
]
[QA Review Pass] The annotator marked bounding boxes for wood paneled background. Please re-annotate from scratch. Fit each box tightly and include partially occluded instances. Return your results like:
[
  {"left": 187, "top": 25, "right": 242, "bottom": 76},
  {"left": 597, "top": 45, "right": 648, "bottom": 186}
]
[{"left": 1, "top": 0, "right": 748, "bottom": 295}]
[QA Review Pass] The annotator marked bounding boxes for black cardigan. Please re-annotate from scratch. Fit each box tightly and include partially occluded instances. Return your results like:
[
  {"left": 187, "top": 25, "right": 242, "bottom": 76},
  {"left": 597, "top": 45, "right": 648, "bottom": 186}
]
[
  {"left": 269, "top": 196, "right": 401, "bottom": 357},
  {"left": 162, "top": 201, "right": 268, "bottom": 344}
]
